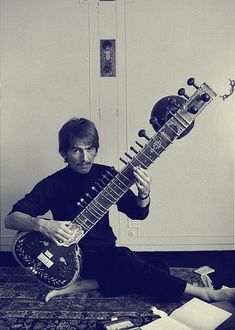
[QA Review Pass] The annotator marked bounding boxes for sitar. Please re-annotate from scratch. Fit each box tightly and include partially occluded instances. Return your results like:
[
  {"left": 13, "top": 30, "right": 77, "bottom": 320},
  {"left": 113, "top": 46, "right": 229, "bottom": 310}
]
[{"left": 13, "top": 78, "right": 217, "bottom": 289}]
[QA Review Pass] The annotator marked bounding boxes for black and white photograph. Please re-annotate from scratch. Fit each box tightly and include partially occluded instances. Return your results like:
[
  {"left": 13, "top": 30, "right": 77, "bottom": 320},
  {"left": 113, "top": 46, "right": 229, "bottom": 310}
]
[{"left": 0, "top": 0, "right": 234, "bottom": 329}]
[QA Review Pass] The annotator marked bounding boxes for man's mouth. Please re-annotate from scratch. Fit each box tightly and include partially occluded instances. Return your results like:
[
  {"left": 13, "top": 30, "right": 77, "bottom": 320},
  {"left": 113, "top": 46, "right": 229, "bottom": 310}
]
[{"left": 78, "top": 162, "right": 91, "bottom": 167}]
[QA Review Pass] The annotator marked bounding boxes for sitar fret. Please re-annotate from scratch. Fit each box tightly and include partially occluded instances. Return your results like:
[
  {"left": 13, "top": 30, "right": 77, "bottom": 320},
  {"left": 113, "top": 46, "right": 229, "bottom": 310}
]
[
  {"left": 118, "top": 170, "right": 133, "bottom": 185},
  {"left": 75, "top": 214, "right": 93, "bottom": 230},
  {"left": 169, "top": 111, "right": 190, "bottom": 128},
  {"left": 102, "top": 190, "right": 116, "bottom": 204},
  {"left": 86, "top": 204, "right": 103, "bottom": 218},
  {"left": 137, "top": 151, "right": 154, "bottom": 166},
  {"left": 143, "top": 144, "right": 160, "bottom": 160},
  {"left": 106, "top": 185, "right": 120, "bottom": 198},
  {"left": 164, "top": 122, "right": 179, "bottom": 136},
  {"left": 113, "top": 176, "right": 129, "bottom": 193}
]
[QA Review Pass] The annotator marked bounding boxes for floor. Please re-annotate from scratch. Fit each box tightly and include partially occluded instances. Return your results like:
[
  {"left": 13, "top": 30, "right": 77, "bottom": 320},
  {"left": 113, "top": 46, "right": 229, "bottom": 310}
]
[
  {"left": 1, "top": 250, "right": 235, "bottom": 288},
  {"left": 0, "top": 250, "right": 234, "bottom": 329}
]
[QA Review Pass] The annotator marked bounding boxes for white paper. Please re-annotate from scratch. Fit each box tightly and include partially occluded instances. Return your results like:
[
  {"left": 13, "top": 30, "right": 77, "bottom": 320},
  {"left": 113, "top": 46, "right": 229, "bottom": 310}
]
[
  {"left": 141, "top": 298, "right": 232, "bottom": 330},
  {"left": 170, "top": 298, "right": 232, "bottom": 330},
  {"left": 141, "top": 316, "right": 191, "bottom": 330}
]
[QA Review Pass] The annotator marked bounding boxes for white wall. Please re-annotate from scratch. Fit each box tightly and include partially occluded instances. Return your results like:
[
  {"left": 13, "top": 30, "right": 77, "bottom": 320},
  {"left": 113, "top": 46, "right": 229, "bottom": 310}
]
[
  {"left": 118, "top": 0, "right": 235, "bottom": 251},
  {"left": 1, "top": 0, "right": 234, "bottom": 251}
]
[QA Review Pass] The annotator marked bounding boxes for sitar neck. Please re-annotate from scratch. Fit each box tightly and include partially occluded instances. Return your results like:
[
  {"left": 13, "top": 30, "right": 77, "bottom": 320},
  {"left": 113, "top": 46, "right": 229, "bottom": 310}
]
[{"left": 73, "top": 82, "right": 217, "bottom": 239}]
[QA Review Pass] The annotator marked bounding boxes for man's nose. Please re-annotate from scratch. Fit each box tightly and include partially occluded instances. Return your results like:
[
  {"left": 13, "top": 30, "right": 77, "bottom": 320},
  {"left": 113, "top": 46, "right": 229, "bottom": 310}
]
[{"left": 80, "top": 150, "right": 89, "bottom": 161}]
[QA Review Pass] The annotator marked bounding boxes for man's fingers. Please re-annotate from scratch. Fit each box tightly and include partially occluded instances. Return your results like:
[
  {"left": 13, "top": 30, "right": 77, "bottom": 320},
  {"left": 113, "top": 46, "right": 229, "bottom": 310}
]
[
  {"left": 57, "top": 228, "right": 72, "bottom": 241},
  {"left": 133, "top": 166, "right": 149, "bottom": 180},
  {"left": 47, "top": 221, "right": 74, "bottom": 241},
  {"left": 133, "top": 170, "right": 151, "bottom": 186},
  {"left": 61, "top": 221, "right": 71, "bottom": 225},
  {"left": 61, "top": 224, "right": 74, "bottom": 235}
]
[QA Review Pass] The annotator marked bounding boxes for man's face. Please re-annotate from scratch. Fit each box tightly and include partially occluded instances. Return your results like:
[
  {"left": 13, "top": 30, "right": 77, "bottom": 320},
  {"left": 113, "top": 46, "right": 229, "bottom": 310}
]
[{"left": 64, "top": 137, "right": 97, "bottom": 174}]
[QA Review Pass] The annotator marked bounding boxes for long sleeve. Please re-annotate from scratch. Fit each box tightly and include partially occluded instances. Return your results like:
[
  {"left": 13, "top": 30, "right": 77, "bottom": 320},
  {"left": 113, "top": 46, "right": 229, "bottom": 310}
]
[
  {"left": 9, "top": 177, "right": 55, "bottom": 218},
  {"left": 116, "top": 189, "right": 150, "bottom": 220}
]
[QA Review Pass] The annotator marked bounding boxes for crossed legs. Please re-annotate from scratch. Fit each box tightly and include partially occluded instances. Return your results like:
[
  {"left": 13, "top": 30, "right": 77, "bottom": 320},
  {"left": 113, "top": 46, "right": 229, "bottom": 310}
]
[
  {"left": 44, "top": 279, "right": 235, "bottom": 304},
  {"left": 44, "top": 248, "right": 235, "bottom": 303}
]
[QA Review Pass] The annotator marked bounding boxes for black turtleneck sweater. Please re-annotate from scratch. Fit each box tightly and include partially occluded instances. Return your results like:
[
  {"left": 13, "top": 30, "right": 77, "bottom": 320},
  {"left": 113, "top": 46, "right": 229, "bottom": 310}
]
[{"left": 10, "top": 164, "right": 150, "bottom": 250}]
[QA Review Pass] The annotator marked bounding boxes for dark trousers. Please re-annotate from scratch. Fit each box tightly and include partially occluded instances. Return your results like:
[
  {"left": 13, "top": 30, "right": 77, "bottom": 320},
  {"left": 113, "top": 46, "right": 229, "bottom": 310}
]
[{"left": 80, "top": 246, "right": 187, "bottom": 302}]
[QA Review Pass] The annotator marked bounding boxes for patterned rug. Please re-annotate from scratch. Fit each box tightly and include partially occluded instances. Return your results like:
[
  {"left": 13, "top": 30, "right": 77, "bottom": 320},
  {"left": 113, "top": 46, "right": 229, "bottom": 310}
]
[{"left": 0, "top": 266, "right": 203, "bottom": 330}]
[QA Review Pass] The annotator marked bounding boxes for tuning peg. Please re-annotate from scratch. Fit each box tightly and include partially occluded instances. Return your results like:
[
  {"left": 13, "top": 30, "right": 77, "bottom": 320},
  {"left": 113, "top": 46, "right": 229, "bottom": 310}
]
[
  {"left": 102, "top": 174, "right": 110, "bottom": 182},
  {"left": 188, "top": 106, "right": 198, "bottom": 114},
  {"left": 200, "top": 93, "right": 210, "bottom": 102},
  {"left": 135, "top": 141, "right": 144, "bottom": 148},
  {"left": 96, "top": 182, "right": 103, "bottom": 189},
  {"left": 91, "top": 186, "right": 99, "bottom": 193},
  {"left": 106, "top": 171, "right": 114, "bottom": 179},
  {"left": 178, "top": 88, "right": 189, "bottom": 99},
  {"left": 76, "top": 201, "right": 84, "bottom": 208},
  {"left": 138, "top": 129, "right": 151, "bottom": 140},
  {"left": 85, "top": 193, "right": 93, "bottom": 200},
  {"left": 150, "top": 117, "right": 162, "bottom": 128},
  {"left": 98, "top": 179, "right": 106, "bottom": 186},
  {"left": 125, "top": 152, "right": 133, "bottom": 160},
  {"left": 80, "top": 198, "right": 88, "bottom": 206},
  {"left": 150, "top": 117, "right": 157, "bottom": 125},
  {"left": 120, "top": 157, "right": 128, "bottom": 165},
  {"left": 130, "top": 146, "right": 138, "bottom": 154},
  {"left": 187, "top": 78, "right": 199, "bottom": 89}
]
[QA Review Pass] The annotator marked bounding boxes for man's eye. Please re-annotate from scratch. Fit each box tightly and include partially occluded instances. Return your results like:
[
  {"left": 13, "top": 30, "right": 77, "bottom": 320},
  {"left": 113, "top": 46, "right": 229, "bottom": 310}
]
[{"left": 88, "top": 147, "right": 95, "bottom": 152}]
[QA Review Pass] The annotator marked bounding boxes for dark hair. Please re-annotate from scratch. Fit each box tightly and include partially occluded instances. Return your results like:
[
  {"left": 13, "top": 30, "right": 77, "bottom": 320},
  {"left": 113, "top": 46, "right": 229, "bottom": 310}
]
[
  {"left": 58, "top": 118, "right": 99, "bottom": 158},
  {"left": 102, "top": 40, "right": 112, "bottom": 49}
]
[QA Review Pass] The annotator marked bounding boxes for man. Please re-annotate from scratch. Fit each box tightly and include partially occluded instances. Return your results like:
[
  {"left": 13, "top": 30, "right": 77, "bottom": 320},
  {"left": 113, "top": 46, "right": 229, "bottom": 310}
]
[{"left": 5, "top": 118, "right": 235, "bottom": 303}]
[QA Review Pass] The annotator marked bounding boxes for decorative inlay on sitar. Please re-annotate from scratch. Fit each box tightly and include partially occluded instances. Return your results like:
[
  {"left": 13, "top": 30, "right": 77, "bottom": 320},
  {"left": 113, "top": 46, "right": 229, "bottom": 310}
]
[{"left": 13, "top": 78, "right": 217, "bottom": 289}]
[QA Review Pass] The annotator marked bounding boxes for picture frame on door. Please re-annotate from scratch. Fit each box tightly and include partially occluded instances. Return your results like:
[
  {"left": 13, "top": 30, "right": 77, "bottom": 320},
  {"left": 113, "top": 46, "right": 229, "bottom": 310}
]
[{"left": 100, "top": 39, "right": 116, "bottom": 77}]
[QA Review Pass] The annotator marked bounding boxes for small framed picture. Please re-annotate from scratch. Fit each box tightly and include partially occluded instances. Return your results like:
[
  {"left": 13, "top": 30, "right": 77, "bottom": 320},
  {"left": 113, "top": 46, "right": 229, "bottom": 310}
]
[{"left": 100, "top": 39, "right": 116, "bottom": 77}]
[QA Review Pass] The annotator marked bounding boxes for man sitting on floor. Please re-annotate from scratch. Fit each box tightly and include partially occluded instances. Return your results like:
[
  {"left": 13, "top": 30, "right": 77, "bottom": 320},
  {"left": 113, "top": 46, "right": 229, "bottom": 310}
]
[{"left": 5, "top": 118, "right": 235, "bottom": 303}]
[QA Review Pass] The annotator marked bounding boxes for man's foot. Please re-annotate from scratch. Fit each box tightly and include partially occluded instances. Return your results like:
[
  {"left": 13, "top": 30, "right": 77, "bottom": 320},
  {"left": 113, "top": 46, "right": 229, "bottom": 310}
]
[
  {"left": 207, "top": 287, "right": 235, "bottom": 302},
  {"left": 184, "top": 283, "right": 235, "bottom": 303},
  {"left": 44, "top": 279, "right": 99, "bottom": 302}
]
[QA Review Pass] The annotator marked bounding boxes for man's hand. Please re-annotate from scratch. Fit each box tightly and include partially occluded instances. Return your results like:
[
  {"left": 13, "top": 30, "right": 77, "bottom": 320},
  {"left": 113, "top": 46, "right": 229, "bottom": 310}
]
[
  {"left": 133, "top": 166, "right": 152, "bottom": 199},
  {"left": 5, "top": 212, "right": 82, "bottom": 246},
  {"left": 38, "top": 219, "right": 79, "bottom": 246}
]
